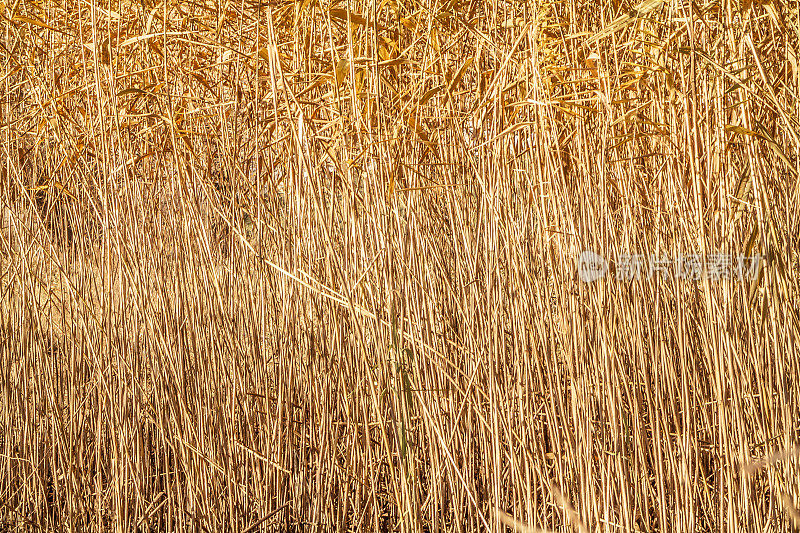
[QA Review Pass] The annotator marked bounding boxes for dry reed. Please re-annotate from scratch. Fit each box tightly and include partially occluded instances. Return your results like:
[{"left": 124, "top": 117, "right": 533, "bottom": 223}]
[{"left": 1, "top": 0, "right": 799, "bottom": 530}]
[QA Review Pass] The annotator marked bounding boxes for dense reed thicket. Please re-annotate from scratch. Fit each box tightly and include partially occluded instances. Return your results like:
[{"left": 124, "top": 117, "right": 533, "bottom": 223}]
[{"left": 1, "top": 0, "right": 799, "bottom": 530}]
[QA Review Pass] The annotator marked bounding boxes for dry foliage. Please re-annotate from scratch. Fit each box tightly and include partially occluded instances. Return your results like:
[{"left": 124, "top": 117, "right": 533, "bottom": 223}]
[{"left": 1, "top": 0, "right": 800, "bottom": 530}]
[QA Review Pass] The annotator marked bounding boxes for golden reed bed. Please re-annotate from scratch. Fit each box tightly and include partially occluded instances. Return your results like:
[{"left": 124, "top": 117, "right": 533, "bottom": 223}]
[{"left": 1, "top": 0, "right": 799, "bottom": 530}]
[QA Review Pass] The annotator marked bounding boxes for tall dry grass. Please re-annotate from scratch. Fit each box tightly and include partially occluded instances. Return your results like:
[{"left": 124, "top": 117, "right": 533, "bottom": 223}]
[{"left": 1, "top": 0, "right": 799, "bottom": 530}]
